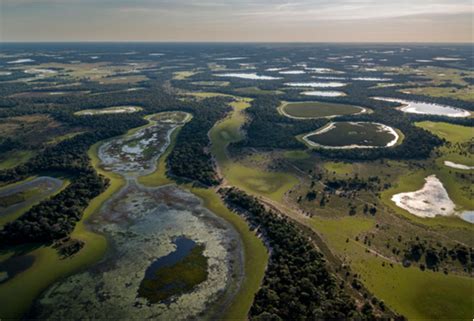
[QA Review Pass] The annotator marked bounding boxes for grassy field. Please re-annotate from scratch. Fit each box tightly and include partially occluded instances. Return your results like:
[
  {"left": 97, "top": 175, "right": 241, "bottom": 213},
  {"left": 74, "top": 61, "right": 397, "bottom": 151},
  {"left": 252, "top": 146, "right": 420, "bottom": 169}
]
[
  {"left": 235, "top": 87, "right": 284, "bottom": 96},
  {"left": 0, "top": 150, "right": 35, "bottom": 170},
  {"left": 279, "top": 101, "right": 366, "bottom": 119},
  {"left": 190, "top": 188, "right": 268, "bottom": 320},
  {"left": 173, "top": 71, "right": 198, "bottom": 80},
  {"left": 208, "top": 97, "right": 298, "bottom": 202},
  {"left": 191, "top": 81, "right": 230, "bottom": 87},
  {"left": 310, "top": 216, "right": 474, "bottom": 320},
  {"left": 378, "top": 121, "right": 474, "bottom": 217},
  {"left": 401, "top": 86, "right": 474, "bottom": 102}
]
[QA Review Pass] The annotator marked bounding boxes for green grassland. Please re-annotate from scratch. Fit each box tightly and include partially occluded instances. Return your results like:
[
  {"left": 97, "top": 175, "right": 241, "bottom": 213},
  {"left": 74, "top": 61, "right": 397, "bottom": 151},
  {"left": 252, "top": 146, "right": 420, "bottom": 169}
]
[
  {"left": 285, "top": 148, "right": 473, "bottom": 320},
  {"left": 0, "top": 150, "right": 35, "bottom": 170},
  {"left": 311, "top": 216, "right": 473, "bottom": 320},
  {"left": 191, "top": 81, "right": 230, "bottom": 87},
  {"left": 383, "top": 66, "right": 474, "bottom": 102},
  {"left": 280, "top": 101, "right": 366, "bottom": 118},
  {"left": 208, "top": 97, "right": 298, "bottom": 202},
  {"left": 235, "top": 87, "right": 284, "bottom": 96},
  {"left": 401, "top": 86, "right": 474, "bottom": 102},
  {"left": 189, "top": 188, "right": 268, "bottom": 320},
  {"left": 172, "top": 71, "right": 199, "bottom": 80},
  {"left": 380, "top": 122, "right": 473, "bottom": 225}
]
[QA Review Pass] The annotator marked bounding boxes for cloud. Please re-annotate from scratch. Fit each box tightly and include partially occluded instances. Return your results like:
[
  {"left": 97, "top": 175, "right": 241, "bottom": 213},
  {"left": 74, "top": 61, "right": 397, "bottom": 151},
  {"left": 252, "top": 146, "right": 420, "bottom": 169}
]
[{"left": 1, "top": 0, "right": 472, "bottom": 41}]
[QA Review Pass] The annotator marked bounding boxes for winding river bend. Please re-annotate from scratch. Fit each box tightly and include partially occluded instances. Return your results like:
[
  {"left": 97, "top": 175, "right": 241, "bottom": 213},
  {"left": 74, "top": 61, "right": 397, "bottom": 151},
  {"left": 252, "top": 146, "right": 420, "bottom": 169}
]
[{"left": 29, "top": 112, "right": 244, "bottom": 320}]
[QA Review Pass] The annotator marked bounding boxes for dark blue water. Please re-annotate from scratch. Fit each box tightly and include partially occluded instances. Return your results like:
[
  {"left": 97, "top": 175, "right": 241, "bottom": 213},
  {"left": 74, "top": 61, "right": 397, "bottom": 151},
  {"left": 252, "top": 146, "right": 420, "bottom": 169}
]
[
  {"left": 144, "top": 236, "right": 196, "bottom": 279},
  {"left": 0, "top": 255, "right": 35, "bottom": 284}
]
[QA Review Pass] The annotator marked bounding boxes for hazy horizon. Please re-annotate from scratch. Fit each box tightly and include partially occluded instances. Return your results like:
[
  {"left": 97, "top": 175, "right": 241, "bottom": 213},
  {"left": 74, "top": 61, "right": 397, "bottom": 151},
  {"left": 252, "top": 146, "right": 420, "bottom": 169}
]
[{"left": 1, "top": 0, "right": 473, "bottom": 43}]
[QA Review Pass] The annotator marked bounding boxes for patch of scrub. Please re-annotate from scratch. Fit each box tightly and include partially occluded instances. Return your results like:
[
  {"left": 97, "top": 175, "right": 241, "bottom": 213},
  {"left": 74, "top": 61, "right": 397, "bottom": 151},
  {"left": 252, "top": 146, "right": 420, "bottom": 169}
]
[
  {"left": 74, "top": 106, "right": 143, "bottom": 116},
  {"left": 444, "top": 161, "right": 474, "bottom": 170},
  {"left": 279, "top": 101, "right": 367, "bottom": 119},
  {"left": 302, "top": 122, "right": 399, "bottom": 149},
  {"left": 214, "top": 73, "right": 281, "bottom": 80},
  {"left": 373, "top": 97, "right": 470, "bottom": 117},
  {"left": 285, "top": 82, "right": 346, "bottom": 88},
  {"left": 301, "top": 91, "right": 345, "bottom": 97},
  {"left": 391, "top": 175, "right": 456, "bottom": 219}
]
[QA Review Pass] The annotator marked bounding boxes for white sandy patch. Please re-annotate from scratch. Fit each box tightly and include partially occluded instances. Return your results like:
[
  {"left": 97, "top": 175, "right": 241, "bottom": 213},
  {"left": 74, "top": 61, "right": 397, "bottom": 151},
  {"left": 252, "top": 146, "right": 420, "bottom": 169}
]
[
  {"left": 314, "top": 76, "right": 346, "bottom": 80},
  {"left": 24, "top": 68, "right": 57, "bottom": 75},
  {"left": 217, "top": 57, "right": 247, "bottom": 61},
  {"left": 214, "top": 73, "right": 281, "bottom": 80},
  {"left": 90, "top": 56, "right": 99, "bottom": 59},
  {"left": 433, "top": 57, "right": 464, "bottom": 61},
  {"left": 285, "top": 82, "right": 346, "bottom": 88},
  {"left": 75, "top": 106, "right": 142, "bottom": 116},
  {"left": 416, "top": 60, "right": 433, "bottom": 63},
  {"left": 279, "top": 70, "right": 306, "bottom": 74},
  {"left": 352, "top": 77, "right": 391, "bottom": 81},
  {"left": 149, "top": 53, "right": 164, "bottom": 56},
  {"left": 305, "top": 67, "right": 339, "bottom": 74},
  {"left": 391, "top": 175, "right": 456, "bottom": 218},
  {"left": 373, "top": 97, "right": 470, "bottom": 118},
  {"left": 266, "top": 67, "right": 285, "bottom": 72},
  {"left": 301, "top": 91, "right": 346, "bottom": 97},
  {"left": 0, "top": 71, "right": 12, "bottom": 76},
  {"left": 7, "top": 58, "right": 35, "bottom": 64},
  {"left": 302, "top": 121, "right": 399, "bottom": 149},
  {"left": 444, "top": 161, "right": 474, "bottom": 170}
]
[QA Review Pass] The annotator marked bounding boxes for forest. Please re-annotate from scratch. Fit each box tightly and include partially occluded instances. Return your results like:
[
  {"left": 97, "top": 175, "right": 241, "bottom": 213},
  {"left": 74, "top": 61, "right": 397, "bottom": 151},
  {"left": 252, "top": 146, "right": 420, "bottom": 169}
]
[{"left": 221, "top": 187, "right": 389, "bottom": 320}]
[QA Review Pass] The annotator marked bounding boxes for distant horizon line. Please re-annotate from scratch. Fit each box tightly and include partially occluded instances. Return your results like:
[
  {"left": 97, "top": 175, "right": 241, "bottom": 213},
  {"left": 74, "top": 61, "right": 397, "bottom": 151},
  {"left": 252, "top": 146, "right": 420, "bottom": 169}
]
[{"left": 1, "top": 40, "right": 473, "bottom": 45}]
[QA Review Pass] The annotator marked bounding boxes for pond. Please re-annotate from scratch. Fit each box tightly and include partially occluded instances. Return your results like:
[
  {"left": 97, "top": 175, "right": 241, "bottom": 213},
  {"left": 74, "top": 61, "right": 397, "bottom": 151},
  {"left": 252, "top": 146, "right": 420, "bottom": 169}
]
[
  {"left": 74, "top": 106, "right": 143, "bottom": 116},
  {"left": 302, "top": 121, "right": 399, "bottom": 149},
  {"left": 0, "top": 176, "right": 64, "bottom": 223},
  {"left": 390, "top": 175, "right": 471, "bottom": 223},
  {"left": 214, "top": 73, "right": 281, "bottom": 80},
  {"left": 280, "top": 101, "right": 367, "bottom": 119},
  {"left": 28, "top": 112, "right": 244, "bottom": 320},
  {"left": 285, "top": 82, "right": 346, "bottom": 88},
  {"left": 373, "top": 97, "right": 471, "bottom": 117},
  {"left": 300, "top": 91, "right": 346, "bottom": 97}
]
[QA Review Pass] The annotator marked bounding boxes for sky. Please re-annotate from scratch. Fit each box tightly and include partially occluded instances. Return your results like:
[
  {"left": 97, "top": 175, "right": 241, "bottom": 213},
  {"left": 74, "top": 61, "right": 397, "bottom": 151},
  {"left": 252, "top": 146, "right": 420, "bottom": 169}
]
[{"left": 1, "top": 0, "right": 473, "bottom": 42}]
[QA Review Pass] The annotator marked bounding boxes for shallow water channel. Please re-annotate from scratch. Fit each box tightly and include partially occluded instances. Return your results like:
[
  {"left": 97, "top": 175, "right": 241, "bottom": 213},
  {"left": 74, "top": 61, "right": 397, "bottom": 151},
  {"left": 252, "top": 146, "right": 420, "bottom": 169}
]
[{"left": 29, "top": 112, "right": 244, "bottom": 320}]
